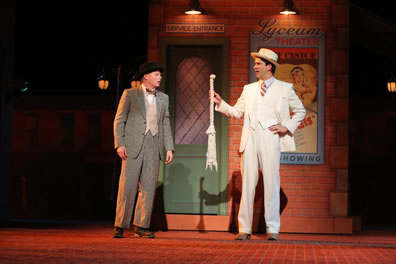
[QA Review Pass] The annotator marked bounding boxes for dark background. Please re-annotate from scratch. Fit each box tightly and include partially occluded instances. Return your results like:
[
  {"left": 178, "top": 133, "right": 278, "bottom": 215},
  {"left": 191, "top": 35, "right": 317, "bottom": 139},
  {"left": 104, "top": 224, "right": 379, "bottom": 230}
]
[
  {"left": 14, "top": 1, "right": 149, "bottom": 96},
  {"left": 349, "top": 1, "right": 396, "bottom": 226}
]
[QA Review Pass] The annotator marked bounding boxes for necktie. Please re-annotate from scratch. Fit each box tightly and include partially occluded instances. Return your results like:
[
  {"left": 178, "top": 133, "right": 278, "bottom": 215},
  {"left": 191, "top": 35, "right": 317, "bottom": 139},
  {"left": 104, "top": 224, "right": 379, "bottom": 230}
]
[{"left": 260, "top": 82, "right": 266, "bottom": 96}]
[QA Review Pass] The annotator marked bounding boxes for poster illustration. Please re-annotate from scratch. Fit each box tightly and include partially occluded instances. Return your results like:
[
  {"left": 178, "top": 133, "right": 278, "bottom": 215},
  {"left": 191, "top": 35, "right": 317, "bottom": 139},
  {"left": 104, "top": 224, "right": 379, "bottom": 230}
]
[
  {"left": 272, "top": 47, "right": 318, "bottom": 154},
  {"left": 250, "top": 19, "right": 325, "bottom": 164}
]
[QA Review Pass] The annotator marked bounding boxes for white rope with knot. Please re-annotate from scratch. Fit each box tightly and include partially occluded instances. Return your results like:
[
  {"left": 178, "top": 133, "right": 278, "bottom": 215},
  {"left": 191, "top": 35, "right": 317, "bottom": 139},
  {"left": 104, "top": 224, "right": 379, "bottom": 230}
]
[{"left": 206, "top": 74, "right": 217, "bottom": 171}]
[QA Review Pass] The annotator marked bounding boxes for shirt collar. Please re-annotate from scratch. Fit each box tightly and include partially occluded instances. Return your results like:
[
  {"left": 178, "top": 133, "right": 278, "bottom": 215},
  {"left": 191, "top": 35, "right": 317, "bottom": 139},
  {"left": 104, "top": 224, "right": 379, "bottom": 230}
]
[
  {"left": 261, "top": 77, "right": 274, "bottom": 88},
  {"left": 142, "top": 84, "right": 156, "bottom": 96}
]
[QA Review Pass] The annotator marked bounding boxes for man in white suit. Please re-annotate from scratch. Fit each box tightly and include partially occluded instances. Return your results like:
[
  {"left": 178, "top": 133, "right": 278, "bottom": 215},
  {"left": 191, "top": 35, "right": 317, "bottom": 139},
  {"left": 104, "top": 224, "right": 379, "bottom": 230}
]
[{"left": 211, "top": 48, "right": 305, "bottom": 240}]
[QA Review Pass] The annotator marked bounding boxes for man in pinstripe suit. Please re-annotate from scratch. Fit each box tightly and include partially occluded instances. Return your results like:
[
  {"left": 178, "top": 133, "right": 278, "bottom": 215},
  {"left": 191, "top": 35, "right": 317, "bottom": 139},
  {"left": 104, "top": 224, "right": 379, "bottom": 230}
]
[{"left": 112, "top": 61, "right": 174, "bottom": 238}]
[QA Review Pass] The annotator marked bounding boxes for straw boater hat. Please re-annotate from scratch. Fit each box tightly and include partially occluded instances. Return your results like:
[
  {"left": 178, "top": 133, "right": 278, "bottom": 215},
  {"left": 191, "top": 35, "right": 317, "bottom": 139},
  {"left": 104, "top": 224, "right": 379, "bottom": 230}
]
[{"left": 251, "top": 48, "right": 280, "bottom": 68}]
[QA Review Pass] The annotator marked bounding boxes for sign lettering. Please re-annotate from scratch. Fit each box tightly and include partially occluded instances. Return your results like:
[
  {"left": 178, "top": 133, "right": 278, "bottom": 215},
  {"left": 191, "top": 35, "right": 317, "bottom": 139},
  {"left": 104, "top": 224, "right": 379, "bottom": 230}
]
[
  {"left": 166, "top": 23, "right": 225, "bottom": 33},
  {"left": 253, "top": 18, "right": 321, "bottom": 41}
]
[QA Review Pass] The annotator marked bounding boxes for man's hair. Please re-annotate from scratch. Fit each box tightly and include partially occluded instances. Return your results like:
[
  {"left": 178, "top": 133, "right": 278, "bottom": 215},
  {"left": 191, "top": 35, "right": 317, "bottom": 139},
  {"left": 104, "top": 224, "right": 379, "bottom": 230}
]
[
  {"left": 290, "top": 66, "right": 304, "bottom": 76},
  {"left": 260, "top": 58, "right": 276, "bottom": 75}
]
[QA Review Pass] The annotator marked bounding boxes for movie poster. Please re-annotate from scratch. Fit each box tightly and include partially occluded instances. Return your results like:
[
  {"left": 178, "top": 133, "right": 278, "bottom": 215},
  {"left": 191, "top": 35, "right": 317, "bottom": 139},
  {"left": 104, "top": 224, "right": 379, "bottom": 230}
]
[
  {"left": 272, "top": 47, "right": 318, "bottom": 154},
  {"left": 250, "top": 19, "right": 325, "bottom": 164}
]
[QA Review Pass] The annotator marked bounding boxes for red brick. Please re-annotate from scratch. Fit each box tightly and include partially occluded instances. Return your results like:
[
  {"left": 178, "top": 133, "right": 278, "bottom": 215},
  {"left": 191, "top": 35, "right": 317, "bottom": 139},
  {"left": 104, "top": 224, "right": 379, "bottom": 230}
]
[
  {"left": 331, "top": 97, "right": 349, "bottom": 121},
  {"left": 330, "top": 192, "right": 348, "bottom": 217},
  {"left": 149, "top": 4, "right": 164, "bottom": 25},
  {"left": 331, "top": 49, "right": 349, "bottom": 74},
  {"left": 336, "top": 74, "right": 349, "bottom": 97},
  {"left": 330, "top": 146, "right": 348, "bottom": 169},
  {"left": 332, "top": 5, "right": 349, "bottom": 26},
  {"left": 336, "top": 121, "right": 349, "bottom": 145}
]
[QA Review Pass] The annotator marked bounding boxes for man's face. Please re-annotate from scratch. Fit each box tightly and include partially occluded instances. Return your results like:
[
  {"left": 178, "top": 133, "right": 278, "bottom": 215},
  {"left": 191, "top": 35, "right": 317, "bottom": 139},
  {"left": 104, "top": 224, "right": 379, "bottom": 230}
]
[
  {"left": 253, "top": 58, "right": 271, "bottom": 80},
  {"left": 293, "top": 71, "right": 304, "bottom": 89},
  {"left": 144, "top": 71, "right": 162, "bottom": 90},
  {"left": 293, "top": 71, "right": 305, "bottom": 86}
]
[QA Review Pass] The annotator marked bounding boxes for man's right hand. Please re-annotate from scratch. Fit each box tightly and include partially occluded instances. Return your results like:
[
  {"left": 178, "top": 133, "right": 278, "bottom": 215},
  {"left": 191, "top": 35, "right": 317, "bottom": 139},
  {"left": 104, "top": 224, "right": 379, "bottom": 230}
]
[
  {"left": 117, "top": 146, "right": 128, "bottom": 160},
  {"left": 208, "top": 90, "right": 222, "bottom": 105}
]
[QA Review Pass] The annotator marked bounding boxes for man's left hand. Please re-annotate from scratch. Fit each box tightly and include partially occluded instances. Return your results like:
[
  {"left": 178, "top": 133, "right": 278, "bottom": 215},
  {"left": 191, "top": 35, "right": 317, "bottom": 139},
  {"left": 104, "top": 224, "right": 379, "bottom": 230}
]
[
  {"left": 269, "top": 124, "right": 290, "bottom": 137},
  {"left": 165, "top": 150, "right": 174, "bottom": 164}
]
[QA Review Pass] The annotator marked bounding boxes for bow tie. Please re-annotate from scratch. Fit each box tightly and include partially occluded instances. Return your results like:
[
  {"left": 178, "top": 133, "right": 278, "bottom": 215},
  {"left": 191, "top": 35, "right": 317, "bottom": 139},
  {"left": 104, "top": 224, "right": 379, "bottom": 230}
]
[{"left": 146, "top": 89, "right": 157, "bottom": 96}]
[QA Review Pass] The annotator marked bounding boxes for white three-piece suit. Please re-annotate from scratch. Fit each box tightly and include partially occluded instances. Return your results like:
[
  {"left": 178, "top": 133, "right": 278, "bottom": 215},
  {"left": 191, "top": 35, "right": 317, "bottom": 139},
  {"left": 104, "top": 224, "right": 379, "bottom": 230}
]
[{"left": 216, "top": 77, "right": 306, "bottom": 234}]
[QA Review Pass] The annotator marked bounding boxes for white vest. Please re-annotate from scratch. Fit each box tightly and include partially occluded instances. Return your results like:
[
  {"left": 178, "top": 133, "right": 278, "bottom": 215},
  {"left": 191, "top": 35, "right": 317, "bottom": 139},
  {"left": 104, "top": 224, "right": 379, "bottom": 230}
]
[{"left": 250, "top": 82, "right": 278, "bottom": 130}]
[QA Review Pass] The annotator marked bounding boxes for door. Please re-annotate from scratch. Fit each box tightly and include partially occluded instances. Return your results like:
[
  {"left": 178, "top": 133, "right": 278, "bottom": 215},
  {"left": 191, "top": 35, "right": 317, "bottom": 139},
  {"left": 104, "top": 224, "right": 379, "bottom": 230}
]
[{"left": 161, "top": 43, "right": 228, "bottom": 215}]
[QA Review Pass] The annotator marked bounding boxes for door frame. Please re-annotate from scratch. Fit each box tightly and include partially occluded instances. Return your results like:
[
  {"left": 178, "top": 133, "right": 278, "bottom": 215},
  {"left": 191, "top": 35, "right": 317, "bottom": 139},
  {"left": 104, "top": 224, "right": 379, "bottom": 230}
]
[{"left": 158, "top": 37, "right": 230, "bottom": 215}]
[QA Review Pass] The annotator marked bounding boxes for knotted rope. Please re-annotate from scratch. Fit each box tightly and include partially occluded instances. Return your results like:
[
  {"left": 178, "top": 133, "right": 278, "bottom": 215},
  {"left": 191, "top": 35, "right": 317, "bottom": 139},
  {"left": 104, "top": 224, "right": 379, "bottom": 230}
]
[{"left": 206, "top": 74, "right": 218, "bottom": 171}]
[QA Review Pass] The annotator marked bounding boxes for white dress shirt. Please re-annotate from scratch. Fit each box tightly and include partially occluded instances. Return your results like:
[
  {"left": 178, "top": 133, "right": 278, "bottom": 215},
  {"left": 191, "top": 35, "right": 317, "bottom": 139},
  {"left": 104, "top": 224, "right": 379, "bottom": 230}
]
[{"left": 142, "top": 84, "right": 155, "bottom": 105}]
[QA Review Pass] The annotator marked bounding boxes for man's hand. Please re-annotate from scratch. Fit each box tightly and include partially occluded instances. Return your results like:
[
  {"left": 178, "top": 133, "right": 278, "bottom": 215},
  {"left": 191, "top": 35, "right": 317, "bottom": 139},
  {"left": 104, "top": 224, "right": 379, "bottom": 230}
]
[
  {"left": 165, "top": 150, "right": 173, "bottom": 164},
  {"left": 117, "top": 146, "right": 128, "bottom": 160},
  {"left": 269, "top": 124, "right": 290, "bottom": 137},
  {"left": 208, "top": 90, "right": 222, "bottom": 104}
]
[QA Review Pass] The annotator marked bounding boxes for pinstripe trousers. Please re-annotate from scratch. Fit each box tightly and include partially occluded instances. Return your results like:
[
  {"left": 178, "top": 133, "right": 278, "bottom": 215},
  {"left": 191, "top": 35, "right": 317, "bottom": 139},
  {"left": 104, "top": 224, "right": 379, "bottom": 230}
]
[{"left": 114, "top": 131, "right": 160, "bottom": 229}]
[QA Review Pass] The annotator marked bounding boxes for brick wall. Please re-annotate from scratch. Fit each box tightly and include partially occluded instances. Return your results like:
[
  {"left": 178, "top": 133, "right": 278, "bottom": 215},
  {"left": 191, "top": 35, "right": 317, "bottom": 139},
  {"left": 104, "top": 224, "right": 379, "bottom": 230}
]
[{"left": 148, "top": 0, "right": 350, "bottom": 233}]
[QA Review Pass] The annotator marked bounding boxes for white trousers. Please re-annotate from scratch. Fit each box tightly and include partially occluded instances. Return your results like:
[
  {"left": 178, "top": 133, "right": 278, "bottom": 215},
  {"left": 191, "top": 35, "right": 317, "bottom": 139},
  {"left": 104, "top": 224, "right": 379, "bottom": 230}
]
[{"left": 238, "top": 126, "right": 281, "bottom": 234}]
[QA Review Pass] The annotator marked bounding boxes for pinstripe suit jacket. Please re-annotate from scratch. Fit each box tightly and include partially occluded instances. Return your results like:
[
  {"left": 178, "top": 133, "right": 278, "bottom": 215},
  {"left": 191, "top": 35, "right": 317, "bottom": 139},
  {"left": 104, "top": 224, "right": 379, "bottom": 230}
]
[{"left": 114, "top": 86, "right": 174, "bottom": 160}]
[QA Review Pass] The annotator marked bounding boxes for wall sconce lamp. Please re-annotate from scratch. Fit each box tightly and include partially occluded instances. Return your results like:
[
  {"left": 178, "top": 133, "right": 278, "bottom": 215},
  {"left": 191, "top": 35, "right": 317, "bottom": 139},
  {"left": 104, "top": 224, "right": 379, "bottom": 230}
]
[
  {"left": 97, "top": 65, "right": 122, "bottom": 102},
  {"left": 387, "top": 72, "right": 396, "bottom": 93},
  {"left": 97, "top": 71, "right": 109, "bottom": 91},
  {"left": 185, "top": 0, "right": 202, "bottom": 15},
  {"left": 280, "top": 0, "right": 297, "bottom": 15}
]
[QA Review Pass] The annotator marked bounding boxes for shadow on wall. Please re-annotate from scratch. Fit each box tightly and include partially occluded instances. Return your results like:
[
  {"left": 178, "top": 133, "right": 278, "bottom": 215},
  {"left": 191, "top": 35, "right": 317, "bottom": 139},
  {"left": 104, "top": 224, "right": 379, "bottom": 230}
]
[
  {"left": 228, "top": 171, "right": 288, "bottom": 233},
  {"left": 151, "top": 162, "right": 193, "bottom": 231},
  {"left": 151, "top": 169, "right": 288, "bottom": 233}
]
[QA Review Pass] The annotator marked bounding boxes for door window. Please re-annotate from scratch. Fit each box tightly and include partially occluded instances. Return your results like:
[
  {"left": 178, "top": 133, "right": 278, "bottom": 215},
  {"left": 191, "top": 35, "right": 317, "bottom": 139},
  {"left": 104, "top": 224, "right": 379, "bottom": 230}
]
[{"left": 175, "top": 56, "right": 211, "bottom": 144}]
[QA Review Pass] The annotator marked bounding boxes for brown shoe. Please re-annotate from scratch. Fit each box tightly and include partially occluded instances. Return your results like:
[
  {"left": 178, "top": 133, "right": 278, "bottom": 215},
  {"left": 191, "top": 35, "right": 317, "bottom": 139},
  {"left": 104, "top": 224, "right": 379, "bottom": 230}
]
[
  {"left": 267, "top": 233, "right": 279, "bottom": 240},
  {"left": 235, "top": 233, "right": 251, "bottom": 240},
  {"left": 112, "top": 226, "right": 123, "bottom": 238},
  {"left": 134, "top": 226, "right": 155, "bottom": 238}
]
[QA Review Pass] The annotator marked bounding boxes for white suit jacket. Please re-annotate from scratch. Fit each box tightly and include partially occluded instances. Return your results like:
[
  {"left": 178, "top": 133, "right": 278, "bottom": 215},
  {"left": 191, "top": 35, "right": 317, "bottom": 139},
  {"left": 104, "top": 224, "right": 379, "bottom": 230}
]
[{"left": 216, "top": 78, "right": 306, "bottom": 153}]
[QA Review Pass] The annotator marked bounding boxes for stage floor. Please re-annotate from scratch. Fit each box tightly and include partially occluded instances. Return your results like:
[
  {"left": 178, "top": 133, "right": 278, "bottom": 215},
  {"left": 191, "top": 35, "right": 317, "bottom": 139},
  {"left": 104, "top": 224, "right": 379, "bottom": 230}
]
[{"left": 1, "top": 220, "right": 395, "bottom": 263}]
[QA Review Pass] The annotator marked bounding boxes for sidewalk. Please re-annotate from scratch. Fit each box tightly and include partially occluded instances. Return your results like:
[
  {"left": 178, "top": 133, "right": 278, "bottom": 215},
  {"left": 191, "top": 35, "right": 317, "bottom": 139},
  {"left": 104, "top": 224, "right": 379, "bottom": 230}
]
[{"left": 1, "top": 220, "right": 396, "bottom": 263}]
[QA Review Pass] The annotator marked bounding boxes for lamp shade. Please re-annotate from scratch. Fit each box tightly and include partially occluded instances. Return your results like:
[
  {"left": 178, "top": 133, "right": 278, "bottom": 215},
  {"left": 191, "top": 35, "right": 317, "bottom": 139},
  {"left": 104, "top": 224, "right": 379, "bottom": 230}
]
[
  {"left": 98, "top": 79, "right": 109, "bottom": 90},
  {"left": 185, "top": 0, "right": 202, "bottom": 15},
  {"left": 388, "top": 74, "right": 396, "bottom": 93},
  {"left": 280, "top": 0, "right": 297, "bottom": 15},
  {"left": 185, "top": 9, "right": 202, "bottom": 15},
  {"left": 280, "top": 8, "right": 297, "bottom": 15},
  {"left": 388, "top": 80, "right": 396, "bottom": 92}
]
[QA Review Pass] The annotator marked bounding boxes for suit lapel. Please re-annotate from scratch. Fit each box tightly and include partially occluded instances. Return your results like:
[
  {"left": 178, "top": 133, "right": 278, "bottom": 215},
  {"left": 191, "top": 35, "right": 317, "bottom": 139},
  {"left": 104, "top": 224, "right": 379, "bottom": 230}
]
[
  {"left": 156, "top": 93, "right": 163, "bottom": 122},
  {"left": 137, "top": 86, "right": 146, "bottom": 119},
  {"left": 248, "top": 82, "right": 259, "bottom": 120},
  {"left": 266, "top": 79, "right": 281, "bottom": 105}
]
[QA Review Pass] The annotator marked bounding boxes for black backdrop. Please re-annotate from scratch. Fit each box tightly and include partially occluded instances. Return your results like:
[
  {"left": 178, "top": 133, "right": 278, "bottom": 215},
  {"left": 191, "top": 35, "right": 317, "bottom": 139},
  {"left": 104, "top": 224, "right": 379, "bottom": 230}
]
[{"left": 14, "top": 1, "right": 149, "bottom": 96}]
